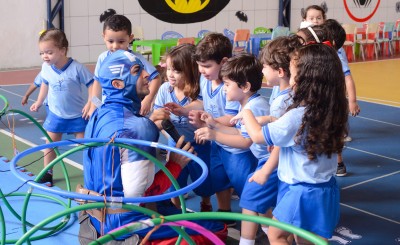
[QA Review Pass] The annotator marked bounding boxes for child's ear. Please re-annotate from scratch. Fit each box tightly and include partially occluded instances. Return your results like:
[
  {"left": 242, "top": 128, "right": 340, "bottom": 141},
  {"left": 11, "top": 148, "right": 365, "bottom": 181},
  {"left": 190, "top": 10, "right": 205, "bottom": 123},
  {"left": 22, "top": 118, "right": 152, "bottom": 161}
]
[
  {"left": 220, "top": 57, "right": 229, "bottom": 65},
  {"left": 129, "top": 34, "right": 135, "bottom": 43},
  {"left": 277, "top": 67, "right": 286, "bottom": 78},
  {"left": 111, "top": 79, "right": 125, "bottom": 89},
  {"left": 243, "top": 81, "right": 251, "bottom": 93}
]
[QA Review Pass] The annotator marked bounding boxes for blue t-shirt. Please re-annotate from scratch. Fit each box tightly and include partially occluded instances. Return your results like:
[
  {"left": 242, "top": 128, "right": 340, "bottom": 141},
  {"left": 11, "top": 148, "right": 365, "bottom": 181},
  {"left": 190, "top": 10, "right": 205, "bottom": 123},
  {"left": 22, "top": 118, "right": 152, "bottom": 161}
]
[
  {"left": 262, "top": 107, "right": 337, "bottom": 184},
  {"left": 40, "top": 58, "right": 94, "bottom": 119}
]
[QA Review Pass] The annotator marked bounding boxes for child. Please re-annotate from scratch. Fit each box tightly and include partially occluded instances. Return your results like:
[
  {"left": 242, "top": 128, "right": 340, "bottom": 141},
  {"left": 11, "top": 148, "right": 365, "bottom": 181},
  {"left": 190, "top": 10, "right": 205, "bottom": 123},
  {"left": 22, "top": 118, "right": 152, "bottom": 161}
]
[
  {"left": 89, "top": 9, "right": 161, "bottom": 116},
  {"left": 301, "top": 5, "right": 361, "bottom": 176},
  {"left": 243, "top": 43, "right": 348, "bottom": 244},
  {"left": 193, "top": 53, "right": 264, "bottom": 222},
  {"left": 152, "top": 43, "right": 214, "bottom": 211},
  {"left": 21, "top": 73, "right": 42, "bottom": 106},
  {"left": 30, "top": 29, "right": 94, "bottom": 186},
  {"left": 164, "top": 33, "right": 241, "bottom": 225},
  {"left": 232, "top": 36, "right": 302, "bottom": 245}
]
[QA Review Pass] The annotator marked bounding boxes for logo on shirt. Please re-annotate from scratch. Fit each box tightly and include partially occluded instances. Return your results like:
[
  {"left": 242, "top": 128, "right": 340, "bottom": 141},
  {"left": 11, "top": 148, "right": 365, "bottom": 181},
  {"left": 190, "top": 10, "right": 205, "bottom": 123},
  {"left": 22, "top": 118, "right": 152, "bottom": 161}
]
[{"left": 109, "top": 64, "right": 125, "bottom": 77}]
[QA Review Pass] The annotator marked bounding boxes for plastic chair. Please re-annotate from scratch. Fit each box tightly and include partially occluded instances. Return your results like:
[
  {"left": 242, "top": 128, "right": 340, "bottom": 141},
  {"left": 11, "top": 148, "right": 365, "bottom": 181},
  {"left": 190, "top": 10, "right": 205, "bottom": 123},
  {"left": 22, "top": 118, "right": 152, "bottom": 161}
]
[
  {"left": 356, "top": 23, "right": 379, "bottom": 60},
  {"left": 271, "top": 26, "right": 290, "bottom": 40},
  {"left": 342, "top": 23, "right": 357, "bottom": 61},
  {"left": 232, "top": 29, "right": 250, "bottom": 55},
  {"left": 223, "top": 28, "right": 235, "bottom": 44},
  {"left": 177, "top": 37, "right": 195, "bottom": 45},
  {"left": 197, "top": 30, "right": 211, "bottom": 38},
  {"left": 376, "top": 22, "right": 395, "bottom": 56},
  {"left": 253, "top": 27, "right": 272, "bottom": 49},
  {"left": 132, "top": 26, "right": 152, "bottom": 60},
  {"left": 161, "top": 31, "right": 184, "bottom": 40},
  {"left": 392, "top": 20, "right": 400, "bottom": 54}
]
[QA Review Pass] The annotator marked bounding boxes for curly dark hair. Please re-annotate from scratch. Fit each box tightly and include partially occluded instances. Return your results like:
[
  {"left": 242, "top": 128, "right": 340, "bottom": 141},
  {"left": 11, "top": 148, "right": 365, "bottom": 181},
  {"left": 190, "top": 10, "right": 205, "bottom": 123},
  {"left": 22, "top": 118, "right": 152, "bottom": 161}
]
[
  {"left": 259, "top": 35, "right": 303, "bottom": 77},
  {"left": 100, "top": 9, "right": 132, "bottom": 35},
  {"left": 289, "top": 44, "right": 348, "bottom": 160},
  {"left": 166, "top": 43, "right": 200, "bottom": 101}
]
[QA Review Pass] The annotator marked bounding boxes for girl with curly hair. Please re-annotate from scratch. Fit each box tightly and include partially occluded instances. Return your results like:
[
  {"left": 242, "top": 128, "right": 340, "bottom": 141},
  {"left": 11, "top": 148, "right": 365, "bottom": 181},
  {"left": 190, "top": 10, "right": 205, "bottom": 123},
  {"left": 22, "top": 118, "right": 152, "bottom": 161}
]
[{"left": 240, "top": 43, "right": 348, "bottom": 244}]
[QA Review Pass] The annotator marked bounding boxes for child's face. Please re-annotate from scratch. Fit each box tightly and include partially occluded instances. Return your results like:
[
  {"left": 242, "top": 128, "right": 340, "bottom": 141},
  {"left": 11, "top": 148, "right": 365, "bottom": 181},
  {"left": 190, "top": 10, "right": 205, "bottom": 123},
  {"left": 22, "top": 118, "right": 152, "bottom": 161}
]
[
  {"left": 305, "top": 9, "right": 325, "bottom": 26},
  {"left": 103, "top": 29, "right": 133, "bottom": 52},
  {"left": 196, "top": 60, "right": 223, "bottom": 81},
  {"left": 223, "top": 78, "right": 245, "bottom": 102},
  {"left": 166, "top": 57, "right": 185, "bottom": 89},
  {"left": 262, "top": 64, "right": 280, "bottom": 87},
  {"left": 39, "top": 40, "right": 66, "bottom": 67}
]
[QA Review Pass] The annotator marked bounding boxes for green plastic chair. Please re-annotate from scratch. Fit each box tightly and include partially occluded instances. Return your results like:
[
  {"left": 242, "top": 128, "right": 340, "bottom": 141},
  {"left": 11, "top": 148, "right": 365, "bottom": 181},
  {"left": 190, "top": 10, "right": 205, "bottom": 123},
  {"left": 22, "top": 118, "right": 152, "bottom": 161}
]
[{"left": 253, "top": 27, "right": 272, "bottom": 49}]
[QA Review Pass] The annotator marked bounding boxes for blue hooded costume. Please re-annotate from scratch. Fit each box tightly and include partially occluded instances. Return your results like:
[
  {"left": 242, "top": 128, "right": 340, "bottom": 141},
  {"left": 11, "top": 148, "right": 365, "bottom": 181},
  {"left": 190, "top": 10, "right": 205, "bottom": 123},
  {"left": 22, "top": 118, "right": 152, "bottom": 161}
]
[{"left": 82, "top": 50, "right": 225, "bottom": 242}]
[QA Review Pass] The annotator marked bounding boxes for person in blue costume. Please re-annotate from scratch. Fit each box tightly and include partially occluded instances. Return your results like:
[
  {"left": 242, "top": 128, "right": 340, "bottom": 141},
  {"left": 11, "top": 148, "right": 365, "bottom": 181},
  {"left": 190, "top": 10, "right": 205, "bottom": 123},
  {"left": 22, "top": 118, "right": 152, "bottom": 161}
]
[{"left": 79, "top": 50, "right": 226, "bottom": 245}]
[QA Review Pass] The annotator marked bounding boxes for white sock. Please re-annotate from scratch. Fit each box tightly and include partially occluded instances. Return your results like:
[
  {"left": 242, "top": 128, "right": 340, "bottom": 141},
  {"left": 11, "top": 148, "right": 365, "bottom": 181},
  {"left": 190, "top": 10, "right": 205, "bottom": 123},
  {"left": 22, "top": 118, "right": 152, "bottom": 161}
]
[
  {"left": 239, "top": 237, "right": 255, "bottom": 245},
  {"left": 261, "top": 226, "right": 269, "bottom": 236}
]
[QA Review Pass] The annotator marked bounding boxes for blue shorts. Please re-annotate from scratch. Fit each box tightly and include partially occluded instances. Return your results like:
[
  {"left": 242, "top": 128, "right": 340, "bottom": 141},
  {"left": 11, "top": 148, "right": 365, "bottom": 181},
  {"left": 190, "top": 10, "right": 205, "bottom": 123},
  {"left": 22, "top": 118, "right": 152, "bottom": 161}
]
[
  {"left": 240, "top": 160, "right": 279, "bottom": 214},
  {"left": 169, "top": 141, "right": 214, "bottom": 197},
  {"left": 273, "top": 177, "right": 340, "bottom": 239},
  {"left": 211, "top": 142, "right": 258, "bottom": 196},
  {"left": 43, "top": 109, "right": 87, "bottom": 133}
]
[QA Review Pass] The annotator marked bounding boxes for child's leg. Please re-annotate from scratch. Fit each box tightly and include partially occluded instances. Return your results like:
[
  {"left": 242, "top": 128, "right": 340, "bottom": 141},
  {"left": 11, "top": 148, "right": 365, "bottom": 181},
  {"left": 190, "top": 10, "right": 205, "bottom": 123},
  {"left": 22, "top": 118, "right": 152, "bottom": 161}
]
[
  {"left": 44, "top": 131, "right": 63, "bottom": 168},
  {"left": 268, "top": 217, "right": 292, "bottom": 245},
  {"left": 241, "top": 208, "right": 259, "bottom": 240},
  {"left": 216, "top": 189, "right": 231, "bottom": 210},
  {"left": 294, "top": 234, "right": 327, "bottom": 245},
  {"left": 74, "top": 132, "right": 85, "bottom": 139}
]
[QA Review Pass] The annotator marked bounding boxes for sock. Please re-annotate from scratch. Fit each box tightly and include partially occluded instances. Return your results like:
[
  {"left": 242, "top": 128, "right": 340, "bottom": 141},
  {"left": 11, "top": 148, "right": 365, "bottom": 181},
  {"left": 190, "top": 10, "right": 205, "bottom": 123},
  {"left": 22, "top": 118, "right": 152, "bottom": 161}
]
[
  {"left": 239, "top": 237, "right": 255, "bottom": 245},
  {"left": 261, "top": 226, "right": 269, "bottom": 236}
]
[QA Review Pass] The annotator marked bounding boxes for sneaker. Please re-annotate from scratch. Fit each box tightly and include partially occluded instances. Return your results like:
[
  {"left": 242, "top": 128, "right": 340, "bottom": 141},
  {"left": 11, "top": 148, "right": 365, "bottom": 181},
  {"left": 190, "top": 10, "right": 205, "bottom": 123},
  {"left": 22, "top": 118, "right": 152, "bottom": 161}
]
[
  {"left": 37, "top": 172, "right": 53, "bottom": 186},
  {"left": 217, "top": 209, "right": 237, "bottom": 227},
  {"left": 336, "top": 163, "right": 347, "bottom": 177},
  {"left": 344, "top": 136, "right": 352, "bottom": 142},
  {"left": 200, "top": 202, "right": 213, "bottom": 212}
]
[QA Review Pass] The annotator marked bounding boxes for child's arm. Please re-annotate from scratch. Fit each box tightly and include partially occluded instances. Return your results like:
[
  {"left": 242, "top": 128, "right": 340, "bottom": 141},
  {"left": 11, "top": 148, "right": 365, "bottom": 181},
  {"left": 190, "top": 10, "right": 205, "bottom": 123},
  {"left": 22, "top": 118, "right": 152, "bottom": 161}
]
[
  {"left": 30, "top": 83, "right": 48, "bottom": 112},
  {"left": 194, "top": 126, "right": 253, "bottom": 149},
  {"left": 87, "top": 80, "right": 102, "bottom": 116},
  {"left": 164, "top": 100, "right": 204, "bottom": 117},
  {"left": 249, "top": 146, "right": 280, "bottom": 185},
  {"left": 82, "top": 82, "right": 94, "bottom": 120},
  {"left": 21, "top": 83, "right": 38, "bottom": 106},
  {"left": 242, "top": 109, "right": 267, "bottom": 144},
  {"left": 345, "top": 74, "right": 361, "bottom": 116},
  {"left": 140, "top": 76, "right": 161, "bottom": 116}
]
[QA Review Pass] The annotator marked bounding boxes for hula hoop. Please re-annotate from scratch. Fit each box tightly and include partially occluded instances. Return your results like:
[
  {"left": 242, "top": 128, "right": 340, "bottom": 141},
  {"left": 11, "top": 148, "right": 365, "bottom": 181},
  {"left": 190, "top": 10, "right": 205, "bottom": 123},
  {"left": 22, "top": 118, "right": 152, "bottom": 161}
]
[{"left": 10, "top": 138, "right": 208, "bottom": 204}]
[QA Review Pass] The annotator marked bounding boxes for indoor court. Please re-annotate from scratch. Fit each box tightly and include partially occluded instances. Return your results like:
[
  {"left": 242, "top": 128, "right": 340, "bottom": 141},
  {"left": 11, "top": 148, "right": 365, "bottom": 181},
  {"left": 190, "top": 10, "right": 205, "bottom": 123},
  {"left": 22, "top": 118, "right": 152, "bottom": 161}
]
[{"left": 0, "top": 57, "right": 399, "bottom": 244}]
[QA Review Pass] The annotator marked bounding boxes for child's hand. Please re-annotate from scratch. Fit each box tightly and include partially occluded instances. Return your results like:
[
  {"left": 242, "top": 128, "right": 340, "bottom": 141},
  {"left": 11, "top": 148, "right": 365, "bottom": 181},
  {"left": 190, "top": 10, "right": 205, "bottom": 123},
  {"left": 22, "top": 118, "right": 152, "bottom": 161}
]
[
  {"left": 194, "top": 127, "right": 215, "bottom": 144},
  {"left": 21, "top": 95, "right": 29, "bottom": 106},
  {"left": 149, "top": 108, "right": 170, "bottom": 122},
  {"left": 248, "top": 169, "right": 269, "bottom": 185},
  {"left": 164, "top": 102, "right": 187, "bottom": 116},
  {"left": 82, "top": 102, "right": 92, "bottom": 120},
  {"left": 349, "top": 101, "right": 360, "bottom": 117},
  {"left": 200, "top": 112, "right": 217, "bottom": 128},
  {"left": 30, "top": 102, "right": 41, "bottom": 112},
  {"left": 230, "top": 111, "right": 243, "bottom": 125},
  {"left": 168, "top": 135, "right": 195, "bottom": 169},
  {"left": 140, "top": 97, "right": 153, "bottom": 116},
  {"left": 188, "top": 110, "right": 206, "bottom": 129}
]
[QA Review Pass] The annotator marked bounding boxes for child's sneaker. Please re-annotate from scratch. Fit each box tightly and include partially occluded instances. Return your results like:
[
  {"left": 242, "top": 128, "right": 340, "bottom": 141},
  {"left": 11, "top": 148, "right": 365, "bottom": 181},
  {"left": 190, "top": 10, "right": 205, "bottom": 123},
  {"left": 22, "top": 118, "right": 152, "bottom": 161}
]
[
  {"left": 336, "top": 163, "right": 347, "bottom": 177},
  {"left": 37, "top": 172, "right": 53, "bottom": 186},
  {"left": 344, "top": 136, "right": 352, "bottom": 142},
  {"left": 217, "top": 209, "right": 237, "bottom": 227}
]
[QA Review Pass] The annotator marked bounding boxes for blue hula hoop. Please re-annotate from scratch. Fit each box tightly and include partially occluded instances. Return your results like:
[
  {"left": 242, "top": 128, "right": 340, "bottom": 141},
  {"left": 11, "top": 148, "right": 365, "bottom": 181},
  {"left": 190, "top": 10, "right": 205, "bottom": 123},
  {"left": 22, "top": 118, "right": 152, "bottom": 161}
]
[{"left": 10, "top": 138, "right": 208, "bottom": 204}]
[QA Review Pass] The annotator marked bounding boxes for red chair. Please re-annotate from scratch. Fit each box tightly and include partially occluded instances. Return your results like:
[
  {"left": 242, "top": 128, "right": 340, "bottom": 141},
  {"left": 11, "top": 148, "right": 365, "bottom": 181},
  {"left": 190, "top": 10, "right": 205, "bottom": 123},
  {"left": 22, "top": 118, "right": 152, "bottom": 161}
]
[{"left": 177, "top": 37, "right": 195, "bottom": 45}]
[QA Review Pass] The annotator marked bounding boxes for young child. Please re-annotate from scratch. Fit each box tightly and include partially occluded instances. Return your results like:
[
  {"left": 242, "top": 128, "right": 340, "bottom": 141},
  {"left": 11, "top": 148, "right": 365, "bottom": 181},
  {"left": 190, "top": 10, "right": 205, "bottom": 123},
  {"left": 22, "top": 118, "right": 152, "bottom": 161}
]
[
  {"left": 152, "top": 43, "right": 214, "bottom": 211},
  {"left": 30, "top": 29, "right": 94, "bottom": 186},
  {"left": 163, "top": 33, "right": 241, "bottom": 225},
  {"left": 232, "top": 36, "right": 302, "bottom": 245},
  {"left": 243, "top": 43, "right": 348, "bottom": 244},
  {"left": 193, "top": 53, "right": 264, "bottom": 221},
  {"left": 301, "top": 5, "right": 361, "bottom": 176},
  {"left": 89, "top": 9, "right": 161, "bottom": 116}
]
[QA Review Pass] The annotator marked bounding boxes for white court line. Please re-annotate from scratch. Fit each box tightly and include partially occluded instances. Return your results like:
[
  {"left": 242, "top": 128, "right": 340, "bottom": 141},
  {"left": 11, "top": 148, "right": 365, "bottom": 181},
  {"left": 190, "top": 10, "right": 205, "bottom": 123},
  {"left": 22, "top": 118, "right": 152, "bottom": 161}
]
[
  {"left": 340, "top": 203, "right": 400, "bottom": 225},
  {"left": 0, "top": 83, "right": 31, "bottom": 87},
  {"left": 0, "top": 87, "right": 24, "bottom": 98},
  {"left": 358, "top": 96, "right": 400, "bottom": 107},
  {"left": 355, "top": 116, "right": 400, "bottom": 127},
  {"left": 0, "top": 129, "right": 83, "bottom": 170}
]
